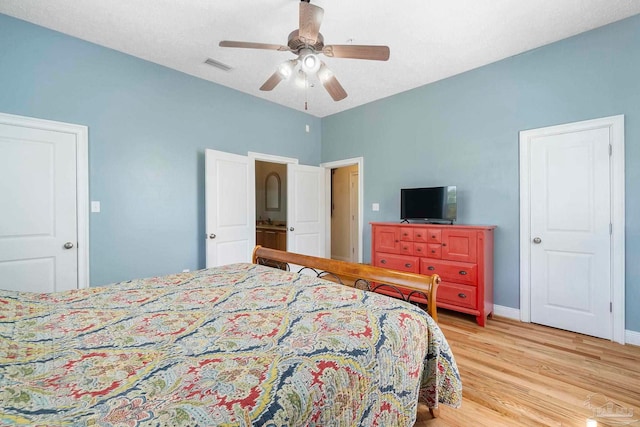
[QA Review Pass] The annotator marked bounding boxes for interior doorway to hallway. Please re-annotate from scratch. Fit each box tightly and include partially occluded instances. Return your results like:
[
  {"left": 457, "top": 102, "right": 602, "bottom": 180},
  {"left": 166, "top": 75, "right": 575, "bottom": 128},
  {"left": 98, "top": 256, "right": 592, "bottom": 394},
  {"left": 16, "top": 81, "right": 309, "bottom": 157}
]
[{"left": 321, "top": 157, "right": 363, "bottom": 263}]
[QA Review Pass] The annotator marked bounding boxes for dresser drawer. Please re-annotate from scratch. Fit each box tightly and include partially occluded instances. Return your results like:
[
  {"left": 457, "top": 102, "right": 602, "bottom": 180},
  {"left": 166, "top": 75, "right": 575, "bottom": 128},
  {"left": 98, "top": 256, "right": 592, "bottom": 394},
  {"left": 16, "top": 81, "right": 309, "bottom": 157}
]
[
  {"left": 420, "top": 259, "right": 477, "bottom": 285},
  {"left": 438, "top": 282, "right": 478, "bottom": 309},
  {"left": 414, "top": 243, "right": 427, "bottom": 257},
  {"left": 413, "top": 228, "right": 428, "bottom": 242},
  {"left": 399, "top": 242, "right": 414, "bottom": 255},
  {"left": 426, "top": 228, "right": 442, "bottom": 243},
  {"left": 375, "top": 253, "right": 419, "bottom": 273},
  {"left": 400, "top": 228, "right": 414, "bottom": 241},
  {"left": 426, "top": 243, "right": 442, "bottom": 259}
]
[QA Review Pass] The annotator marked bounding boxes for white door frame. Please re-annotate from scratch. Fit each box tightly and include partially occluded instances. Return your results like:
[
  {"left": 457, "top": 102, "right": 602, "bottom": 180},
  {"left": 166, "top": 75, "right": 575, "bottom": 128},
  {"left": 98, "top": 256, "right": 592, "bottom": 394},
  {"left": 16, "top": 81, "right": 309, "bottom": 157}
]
[
  {"left": 0, "top": 112, "right": 90, "bottom": 289},
  {"left": 248, "top": 152, "right": 299, "bottom": 166},
  {"left": 349, "top": 170, "right": 359, "bottom": 263},
  {"left": 519, "top": 115, "right": 625, "bottom": 343},
  {"left": 320, "top": 157, "right": 364, "bottom": 263}
]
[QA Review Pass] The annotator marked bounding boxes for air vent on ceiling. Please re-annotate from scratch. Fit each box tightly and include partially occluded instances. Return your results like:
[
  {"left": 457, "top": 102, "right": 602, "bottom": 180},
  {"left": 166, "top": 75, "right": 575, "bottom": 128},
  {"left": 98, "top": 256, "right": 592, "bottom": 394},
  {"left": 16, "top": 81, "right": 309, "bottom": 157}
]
[{"left": 204, "top": 58, "right": 232, "bottom": 71}]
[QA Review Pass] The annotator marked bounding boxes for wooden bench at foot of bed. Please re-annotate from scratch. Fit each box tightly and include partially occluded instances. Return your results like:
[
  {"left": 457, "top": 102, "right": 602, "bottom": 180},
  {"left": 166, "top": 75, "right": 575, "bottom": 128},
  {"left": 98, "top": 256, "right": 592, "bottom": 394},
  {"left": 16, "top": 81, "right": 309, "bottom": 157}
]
[{"left": 252, "top": 245, "right": 440, "bottom": 323}]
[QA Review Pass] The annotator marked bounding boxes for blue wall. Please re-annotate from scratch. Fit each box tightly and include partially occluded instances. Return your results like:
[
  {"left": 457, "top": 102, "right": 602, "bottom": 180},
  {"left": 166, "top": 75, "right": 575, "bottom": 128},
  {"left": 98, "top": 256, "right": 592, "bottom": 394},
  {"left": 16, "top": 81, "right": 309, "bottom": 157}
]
[
  {"left": 322, "top": 15, "right": 640, "bottom": 332},
  {"left": 0, "top": 14, "right": 321, "bottom": 285}
]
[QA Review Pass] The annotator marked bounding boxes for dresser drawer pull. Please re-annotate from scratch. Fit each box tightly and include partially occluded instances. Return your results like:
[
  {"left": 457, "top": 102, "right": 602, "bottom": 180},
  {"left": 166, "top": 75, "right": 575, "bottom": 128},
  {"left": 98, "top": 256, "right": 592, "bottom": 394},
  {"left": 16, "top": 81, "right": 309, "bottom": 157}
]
[
  {"left": 431, "top": 235, "right": 436, "bottom": 238},
  {"left": 416, "top": 248, "right": 422, "bottom": 252},
  {"left": 416, "top": 233, "right": 422, "bottom": 238},
  {"left": 458, "top": 293, "right": 467, "bottom": 299},
  {"left": 459, "top": 270, "right": 468, "bottom": 275},
  {"left": 427, "top": 266, "right": 435, "bottom": 271},
  {"left": 405, "top": 263, "right": 412, "bottom": 268},
  {"left": 442, "top": 243, "right": 447, "bottom": 247},
  {"left": 403, "top": 246, "right": 409, "bottom": 250},
  {"left": 431, "top": 250, "right": 436, "bottom": 253},
  {"left": 380, "top": 259, "right": 387, "bottom": 264},
  {"left": 403, "top": 233, "right": 408, "bottom": 236}
]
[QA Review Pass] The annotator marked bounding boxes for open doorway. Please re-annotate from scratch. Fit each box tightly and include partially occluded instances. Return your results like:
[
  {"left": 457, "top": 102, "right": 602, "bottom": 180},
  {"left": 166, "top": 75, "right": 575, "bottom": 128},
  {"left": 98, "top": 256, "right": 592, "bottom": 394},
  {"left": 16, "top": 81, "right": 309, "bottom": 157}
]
[
  {"left": 255, "top": 160, "right": 287, "bottom": 251},
  {"left": 330, "top": 165, "right": 359, "bottom": 262},
  {"left": 321, "top": 157, "right": 363, "bottom": 263}
]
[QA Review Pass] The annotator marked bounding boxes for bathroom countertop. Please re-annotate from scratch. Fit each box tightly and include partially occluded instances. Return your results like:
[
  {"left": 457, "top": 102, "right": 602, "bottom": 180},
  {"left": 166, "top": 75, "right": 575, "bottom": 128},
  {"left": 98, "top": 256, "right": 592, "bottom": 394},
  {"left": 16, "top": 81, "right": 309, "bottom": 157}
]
[{"left": 256, "top": 224, "right": 287, "bottom": 231}]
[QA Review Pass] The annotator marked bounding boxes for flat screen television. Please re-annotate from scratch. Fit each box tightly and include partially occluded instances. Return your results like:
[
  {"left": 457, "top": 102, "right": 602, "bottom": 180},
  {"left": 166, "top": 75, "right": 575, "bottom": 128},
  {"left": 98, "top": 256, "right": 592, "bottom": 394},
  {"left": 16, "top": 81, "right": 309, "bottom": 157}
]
[{"left": 400, "top": 186, "right": 457, "bottom": 223}]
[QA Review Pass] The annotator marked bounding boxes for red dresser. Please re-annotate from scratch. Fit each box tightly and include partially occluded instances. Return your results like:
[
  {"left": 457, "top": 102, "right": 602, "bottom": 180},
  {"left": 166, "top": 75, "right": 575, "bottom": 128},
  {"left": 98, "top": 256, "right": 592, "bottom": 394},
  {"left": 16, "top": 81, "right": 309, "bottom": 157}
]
[{"left": 371, "top": 222, "right": 496, "bottom": 326}]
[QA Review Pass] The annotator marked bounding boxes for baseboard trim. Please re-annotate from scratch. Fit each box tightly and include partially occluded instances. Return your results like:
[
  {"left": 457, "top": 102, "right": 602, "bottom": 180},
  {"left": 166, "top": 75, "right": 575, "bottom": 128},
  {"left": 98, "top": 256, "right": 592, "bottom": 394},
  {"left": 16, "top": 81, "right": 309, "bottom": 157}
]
[
  {"left": 625, "top": 329, "right": 640, "bottom": 346},
  {"left": 493, "top": 305, "right": 520, "bottom": 320},
  {"left": 492, "top": 305, "right": 640, "bottom": 346}
]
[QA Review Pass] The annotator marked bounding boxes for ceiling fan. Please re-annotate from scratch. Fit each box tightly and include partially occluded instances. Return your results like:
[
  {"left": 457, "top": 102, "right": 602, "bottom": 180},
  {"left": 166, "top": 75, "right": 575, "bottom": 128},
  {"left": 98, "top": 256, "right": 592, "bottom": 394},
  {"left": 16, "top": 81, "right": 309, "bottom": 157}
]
[{"left": 219, "top": 0, "right": 390, "bottom": 102}]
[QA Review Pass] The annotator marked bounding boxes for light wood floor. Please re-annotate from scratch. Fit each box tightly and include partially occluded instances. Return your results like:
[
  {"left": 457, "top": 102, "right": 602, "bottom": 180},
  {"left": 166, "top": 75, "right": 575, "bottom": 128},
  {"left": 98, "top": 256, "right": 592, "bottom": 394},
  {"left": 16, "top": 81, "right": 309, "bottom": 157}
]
[{"left": 415, "top": 310, "right": 640, "bottom": 427}]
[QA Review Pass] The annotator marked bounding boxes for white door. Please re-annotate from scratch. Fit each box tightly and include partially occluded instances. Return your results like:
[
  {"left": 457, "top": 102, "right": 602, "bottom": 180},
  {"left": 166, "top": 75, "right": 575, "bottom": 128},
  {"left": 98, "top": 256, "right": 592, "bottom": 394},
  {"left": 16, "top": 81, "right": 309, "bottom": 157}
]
[
  {"left": 205, "top": 149, "right": 255, "bottom": 267},
  {"left": 287, "top": 164, "right": 325, "bottom": 257},
  {"left": 349, "top": 171, "right": 359, "bottom": 263},
  {"left": 529, "top": 126, "right": 612, "bottom": 339},
  {"left": 0, "top": 119, "right": 82, "bottom": 292}
]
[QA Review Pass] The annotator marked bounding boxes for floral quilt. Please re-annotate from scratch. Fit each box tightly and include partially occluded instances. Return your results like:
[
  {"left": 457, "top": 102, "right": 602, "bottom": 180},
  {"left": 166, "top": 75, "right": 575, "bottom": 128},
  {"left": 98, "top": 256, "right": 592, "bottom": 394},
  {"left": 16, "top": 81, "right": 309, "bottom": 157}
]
[{"left": 0, "top": 263, "right": 461, "bottom": 426}]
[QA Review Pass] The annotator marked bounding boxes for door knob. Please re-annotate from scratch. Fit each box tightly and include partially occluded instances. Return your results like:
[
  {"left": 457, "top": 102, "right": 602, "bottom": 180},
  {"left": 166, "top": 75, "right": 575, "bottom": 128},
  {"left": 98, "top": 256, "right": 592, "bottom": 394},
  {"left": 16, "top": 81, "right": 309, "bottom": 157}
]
[
  {"left": 533, "top": 237, "right": 542, "bottom": 244},
  {"left": 209, "top": 233, "right": 216, "bottom": 239},
  {"left": 289, "top": 227, "right": 294, "bottom": 231},
  {"left": 64, "top": 242, "right": 74, "bottom": 249}
]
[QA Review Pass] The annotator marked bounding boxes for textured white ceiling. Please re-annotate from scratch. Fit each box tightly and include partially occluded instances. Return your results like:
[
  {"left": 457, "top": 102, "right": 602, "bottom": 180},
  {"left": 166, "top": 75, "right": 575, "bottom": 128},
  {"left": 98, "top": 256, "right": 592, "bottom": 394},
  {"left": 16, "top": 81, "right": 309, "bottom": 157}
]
[{"left": 2, "top": 0, "right": 639, "bottom": 117}]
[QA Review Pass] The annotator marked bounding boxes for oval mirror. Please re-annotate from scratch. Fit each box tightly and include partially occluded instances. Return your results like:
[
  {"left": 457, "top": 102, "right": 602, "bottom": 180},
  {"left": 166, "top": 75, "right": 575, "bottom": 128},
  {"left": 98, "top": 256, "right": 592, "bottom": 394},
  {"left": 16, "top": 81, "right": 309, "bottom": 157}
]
[{"left": 265, "top": 172, "right": 281, "bottom": 211}]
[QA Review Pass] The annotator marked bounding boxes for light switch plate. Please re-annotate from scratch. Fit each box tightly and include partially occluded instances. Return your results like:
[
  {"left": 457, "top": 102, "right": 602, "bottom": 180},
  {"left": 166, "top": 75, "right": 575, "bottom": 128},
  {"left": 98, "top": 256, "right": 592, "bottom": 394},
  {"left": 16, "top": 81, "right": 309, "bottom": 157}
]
[
  {"left": 372, "top": 203, "right": 380, "bottom": 211},
  {"left": 91, "top": 201, "right": 101, "bottom": 213}
]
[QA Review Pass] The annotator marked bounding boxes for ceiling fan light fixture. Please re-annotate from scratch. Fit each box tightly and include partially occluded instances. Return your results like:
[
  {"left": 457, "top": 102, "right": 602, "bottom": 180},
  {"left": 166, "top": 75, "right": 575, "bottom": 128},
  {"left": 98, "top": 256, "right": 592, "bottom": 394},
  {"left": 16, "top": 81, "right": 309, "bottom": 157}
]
[
  {"left": 277, "top": 59, "right": 297, "bottom": 79},
  {"left": 317, "top": 64, "right": 333, "bottom": 83},
  {"left": 300, "top": 48, "right": 320, "bottom": 74}
]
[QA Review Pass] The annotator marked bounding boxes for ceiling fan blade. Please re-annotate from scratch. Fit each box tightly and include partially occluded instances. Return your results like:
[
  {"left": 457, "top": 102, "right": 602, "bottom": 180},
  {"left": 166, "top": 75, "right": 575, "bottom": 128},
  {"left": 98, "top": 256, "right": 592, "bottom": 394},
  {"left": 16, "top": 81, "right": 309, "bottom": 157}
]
[
  {"left": 323, "top": 45, "right": 390, "bottom": 61},
  {"left": 219, "top": 40, "right": 291, "bottom": 52},
  {"left": 317, "top": 63, "right": 347, "bottom": 101},
  {"left": 260, "top": 71, "right": 284, "bottom": 91},
  {"left": 299, "top": 2, "right": 324, "bottom": 44}
]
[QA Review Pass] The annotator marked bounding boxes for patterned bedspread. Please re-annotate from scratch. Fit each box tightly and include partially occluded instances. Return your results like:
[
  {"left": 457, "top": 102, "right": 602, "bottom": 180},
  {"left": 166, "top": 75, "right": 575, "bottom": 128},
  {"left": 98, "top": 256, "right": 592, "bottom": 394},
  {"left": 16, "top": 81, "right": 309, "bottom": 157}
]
[{"left": 0, "top": 263, "right": 461, "bottom": 426}]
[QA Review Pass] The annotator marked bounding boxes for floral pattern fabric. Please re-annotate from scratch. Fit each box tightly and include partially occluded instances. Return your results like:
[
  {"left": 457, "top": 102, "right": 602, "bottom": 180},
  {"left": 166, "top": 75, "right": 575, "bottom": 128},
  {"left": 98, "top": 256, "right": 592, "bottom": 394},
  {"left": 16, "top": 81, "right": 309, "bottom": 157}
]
[{"left": 0, "top": 263, "right": 461, "bottom": 426}]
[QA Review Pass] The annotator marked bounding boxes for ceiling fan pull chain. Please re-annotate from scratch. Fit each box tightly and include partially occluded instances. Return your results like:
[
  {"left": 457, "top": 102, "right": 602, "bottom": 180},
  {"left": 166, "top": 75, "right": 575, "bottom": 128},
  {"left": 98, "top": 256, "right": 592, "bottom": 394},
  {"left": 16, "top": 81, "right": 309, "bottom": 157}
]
[{"left": 305, "top": 72, "right": 309, "bottom": 111}]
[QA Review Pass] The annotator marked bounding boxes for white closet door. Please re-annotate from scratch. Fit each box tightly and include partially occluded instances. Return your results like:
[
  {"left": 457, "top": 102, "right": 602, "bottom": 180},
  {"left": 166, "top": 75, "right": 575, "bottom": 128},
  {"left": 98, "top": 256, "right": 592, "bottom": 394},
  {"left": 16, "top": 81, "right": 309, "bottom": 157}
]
[{"left": 0, "top": 121, "right": 79, "bottom": 292}]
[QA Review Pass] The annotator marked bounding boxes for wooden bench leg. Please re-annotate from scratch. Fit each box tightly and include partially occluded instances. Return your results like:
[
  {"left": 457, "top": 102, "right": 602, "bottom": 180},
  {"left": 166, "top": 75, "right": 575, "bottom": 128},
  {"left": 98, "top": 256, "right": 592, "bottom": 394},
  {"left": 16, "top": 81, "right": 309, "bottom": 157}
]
[{"left": 429, "top": 407, "right": 440, "bottom": 418}]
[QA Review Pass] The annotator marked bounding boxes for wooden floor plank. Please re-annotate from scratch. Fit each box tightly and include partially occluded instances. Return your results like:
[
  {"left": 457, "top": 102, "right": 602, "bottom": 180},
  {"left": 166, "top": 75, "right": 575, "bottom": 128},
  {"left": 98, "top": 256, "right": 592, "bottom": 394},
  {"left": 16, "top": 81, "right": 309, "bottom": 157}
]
[{"left": 415, "top": 311, "right": 640, "bottom": 426}]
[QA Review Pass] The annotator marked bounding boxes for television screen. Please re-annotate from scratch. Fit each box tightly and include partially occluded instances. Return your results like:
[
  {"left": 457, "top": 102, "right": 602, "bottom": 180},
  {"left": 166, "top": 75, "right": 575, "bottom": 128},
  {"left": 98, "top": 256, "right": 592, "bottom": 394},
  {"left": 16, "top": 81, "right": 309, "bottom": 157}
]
[{"left": 400, "top": 186, "right": 457, "bottom": 222}]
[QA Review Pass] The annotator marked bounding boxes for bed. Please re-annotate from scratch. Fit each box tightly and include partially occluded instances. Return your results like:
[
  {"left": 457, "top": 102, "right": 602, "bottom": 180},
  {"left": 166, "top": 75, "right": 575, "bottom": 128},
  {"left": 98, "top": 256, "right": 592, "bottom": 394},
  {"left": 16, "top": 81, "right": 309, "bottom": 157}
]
[{"left": 0, "top": 246, "right": 462, "bottom": 426}]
